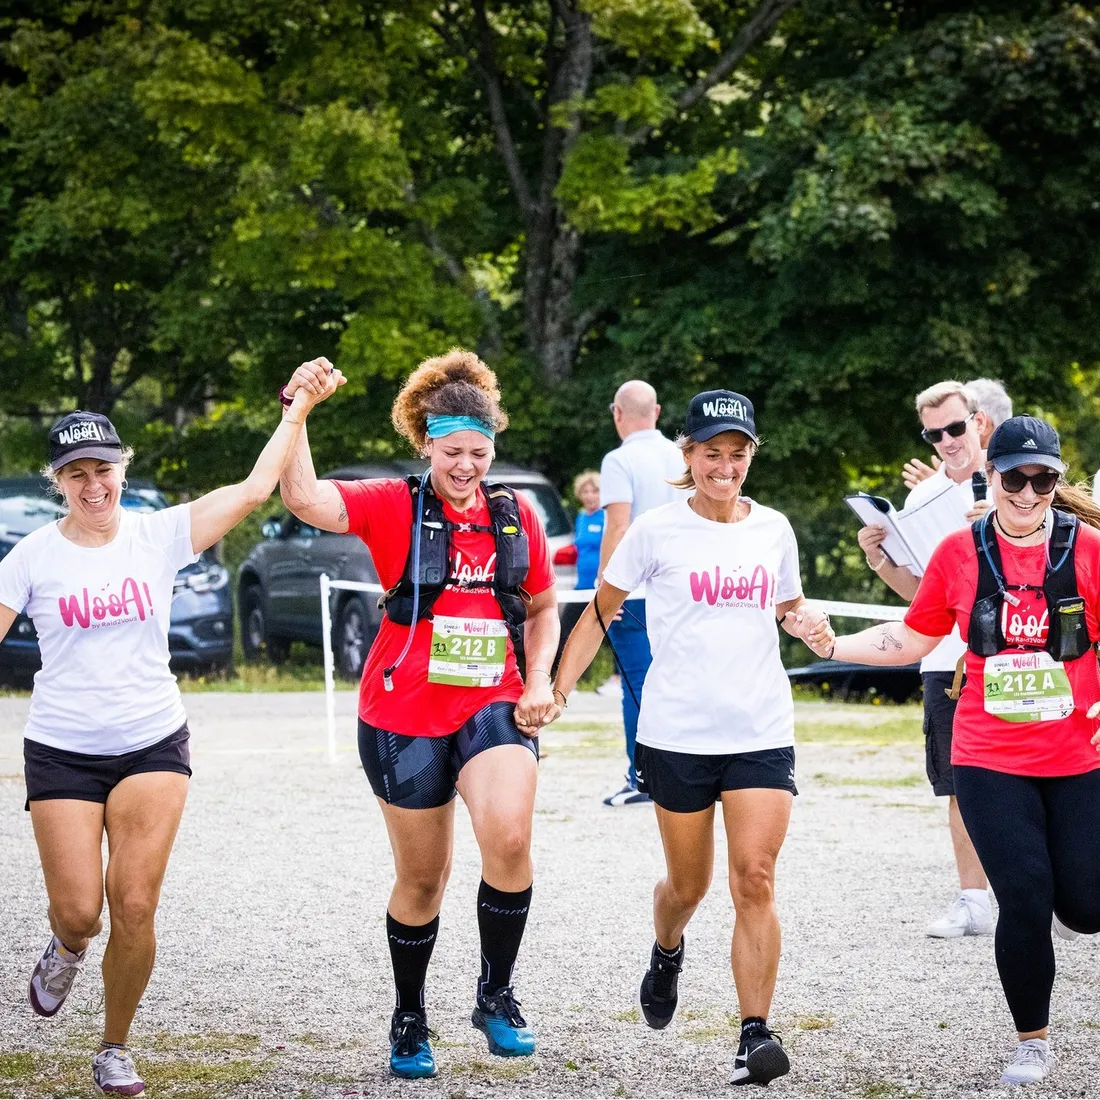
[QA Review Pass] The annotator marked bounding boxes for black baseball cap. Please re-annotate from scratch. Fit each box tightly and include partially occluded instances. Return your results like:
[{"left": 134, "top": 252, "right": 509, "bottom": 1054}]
[
  {"left": 683, "top": 390, "right": 758, "bottom": 444},
  {"left": 987, "top": 415, "right": 1065, "bottom": 474},
  {"left": 48, "top": 412, "right": 124, "bottom": 471}
]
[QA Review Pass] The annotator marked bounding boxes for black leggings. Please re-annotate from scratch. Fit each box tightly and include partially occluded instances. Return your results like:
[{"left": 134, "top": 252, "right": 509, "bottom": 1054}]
[{"left": 954, "top": 765, "right": 1100, "bottom": 1033}]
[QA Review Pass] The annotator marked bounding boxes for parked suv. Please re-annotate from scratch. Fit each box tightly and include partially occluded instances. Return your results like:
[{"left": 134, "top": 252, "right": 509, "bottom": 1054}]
[
  {"left": 0, "top": 477, "right": 233, "bottom": 679},
  {"left": 238, "top": 460, "right": 575, "bottom": 679}
]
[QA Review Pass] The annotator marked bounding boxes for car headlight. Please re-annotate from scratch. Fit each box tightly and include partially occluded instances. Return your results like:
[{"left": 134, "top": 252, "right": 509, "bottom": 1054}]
[{"left": 176, "top": 563, "right": 230, "bottom": 594}]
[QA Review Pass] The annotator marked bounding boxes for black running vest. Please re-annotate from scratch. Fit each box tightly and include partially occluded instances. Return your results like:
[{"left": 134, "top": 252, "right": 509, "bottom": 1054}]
[
  {"left": 381, "top": 476, "right": 530, "bottom": 645},
  {"left": 968, "top": 508, "right": 1092, "bottom": 662}
]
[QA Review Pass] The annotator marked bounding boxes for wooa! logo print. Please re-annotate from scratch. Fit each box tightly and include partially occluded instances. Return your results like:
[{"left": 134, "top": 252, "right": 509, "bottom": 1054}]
[
  {"left": 58, "top": 578, "right": 155, "bottom": 628},
  {"left": 449, "top": 549, "right": 496, "bottom": 589},
  {"left": 689, "top": 565, "right": 773, "bottom": 608},
  {"left": 702, "top": 398, "right": 747, "bottom": 420},
  {"left": 57, "top": 421, "right": 104, "bottom": 445}
]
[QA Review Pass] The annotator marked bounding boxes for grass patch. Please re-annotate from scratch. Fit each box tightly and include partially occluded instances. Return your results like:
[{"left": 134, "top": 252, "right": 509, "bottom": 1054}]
[
  {"left": 793, "top": 1014, "right": 834, "bottom": 1031},
  {"left": 454, "top": 1056, "right": 536, "bottom": 1080},
  {"left": 178, "top": 658, "right": 328, "bottom": 693},
  {"left": 140, "top": 1031, "right": 261, "bottom": 1054},
  {"left": 682, "top": 1025, "right": 732, "bottom": 1042},
  {"left": 812, "top": 773, "right": 925, "bottom": 789},
  {"left": 795, "top": 719, "right": 922, "bottom": 745},
  {"left": 142, "top": 1057, "right": 266, "bottom": 1096},
  {"left": 547, "top": 730, "right": 623, "bottom": 758},
  {"left": 0, "top": 1052, "right": 36, "bottom": 1078},
  {"left": 609, "top": 1007, "right": 641, "bottom": 1023}
]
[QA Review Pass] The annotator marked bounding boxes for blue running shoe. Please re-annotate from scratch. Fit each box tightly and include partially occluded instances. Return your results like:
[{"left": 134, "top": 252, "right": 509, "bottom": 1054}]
[
  {"left": 389, "top": 1011, "right": 437, "bottom": 1079},
  {"left": 471, "top": 986, "right": 535, "bottom": 1057}
]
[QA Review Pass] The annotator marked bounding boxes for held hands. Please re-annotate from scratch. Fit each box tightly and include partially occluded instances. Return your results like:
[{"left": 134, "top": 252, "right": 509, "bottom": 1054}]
[
  {"left": 285, "top": 356, "right": 347, "bottom": 414},
  {"left": 787, "top": 606, "right": 835, "bottom": 659},
  {"left": 514, "top": 672, "right": 558, "bottom": 737},
  {"left": 902, "top": 456, "right": 941, "bottom": 491}
]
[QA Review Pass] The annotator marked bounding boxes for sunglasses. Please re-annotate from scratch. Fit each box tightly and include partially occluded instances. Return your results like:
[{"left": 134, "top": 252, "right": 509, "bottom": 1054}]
[
  {"left": 999, "top": 468, "right": 1059, "bottom": 495},
  {"left": 920, "top": 413, "right": 974, "bottom": 445}
]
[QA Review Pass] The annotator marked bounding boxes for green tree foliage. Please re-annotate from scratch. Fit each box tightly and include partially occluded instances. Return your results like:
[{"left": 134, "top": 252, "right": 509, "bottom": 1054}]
[{"left": 2, "top": 1, "right": 1099, "bottom": 606}]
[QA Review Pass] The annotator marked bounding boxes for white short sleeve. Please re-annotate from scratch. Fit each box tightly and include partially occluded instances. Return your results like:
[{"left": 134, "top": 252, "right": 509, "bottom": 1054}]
[
  {"left": 139, "top": 504, "right": 199, "bottom": 572},
  {"left": 602, "top": 517, "right": 657, "bottom": 593},
  {"left": 774, "top": 519, "right": 803, "bottom": 604},
  {"left": 0, "top": 536, "right": 33, "bottom": 614},
  {"left": 599, "top": 449, "right": 633, "bottom": 508}
]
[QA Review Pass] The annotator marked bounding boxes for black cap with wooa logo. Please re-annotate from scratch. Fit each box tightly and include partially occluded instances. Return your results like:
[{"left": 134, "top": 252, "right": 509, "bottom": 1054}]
[
  {"left": 48, "top": 412, "right": 124, "bottom": 471},
  {"left": 683, "top": 389, "right": 759, "bottom": 444},
  {"left": 987, "top": 415, "right": 1066, "bottom": 474}
]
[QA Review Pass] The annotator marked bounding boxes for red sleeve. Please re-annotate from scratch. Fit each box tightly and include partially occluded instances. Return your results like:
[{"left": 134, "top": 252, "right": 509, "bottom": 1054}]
[
  {"left": 904, "top": 530, "right": 971, "bottom": 639},
  {"left": 331, "top": 479, "right": 413, "bottom": 588},
  {"left": 517, "top": 493, "right": 555, "bottom": 597}
]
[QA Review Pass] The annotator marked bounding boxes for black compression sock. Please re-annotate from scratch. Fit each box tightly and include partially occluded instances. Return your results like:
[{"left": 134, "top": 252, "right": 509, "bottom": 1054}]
[
  {"left": 386, "top": 912, "right": 439, "bottom": 1015},
  {"left": 477, "top": 880, "right": 532, "bottom": 999},
  {"left": 741, "top": 1016, "right": 768, "bottom": 1033},
  {"left": 655, "top": 939, "right": 684, "bottom": 962}
]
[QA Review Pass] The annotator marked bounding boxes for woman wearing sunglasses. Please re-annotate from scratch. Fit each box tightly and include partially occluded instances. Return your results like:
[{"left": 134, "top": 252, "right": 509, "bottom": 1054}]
[{"left": 818, "top": 415, "right": 1100, "bottom": 1087}]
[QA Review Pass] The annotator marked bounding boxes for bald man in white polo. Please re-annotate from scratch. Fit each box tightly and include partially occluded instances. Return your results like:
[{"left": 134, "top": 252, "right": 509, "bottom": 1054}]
[{"left": 598, "top": 380, "right": 688, "bottom": 806}]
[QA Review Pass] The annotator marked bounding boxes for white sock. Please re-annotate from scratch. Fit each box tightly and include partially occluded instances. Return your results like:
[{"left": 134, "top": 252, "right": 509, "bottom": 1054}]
[
  {"left": 962, "top": 888, "right": 990, "bottom": 908},
  {"left": 1019, "top": 1038, "right": 1048, "bottom": 1051}
]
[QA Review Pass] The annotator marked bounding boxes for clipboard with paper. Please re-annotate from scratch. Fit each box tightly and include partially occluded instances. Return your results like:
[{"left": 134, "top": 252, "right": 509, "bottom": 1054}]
[{"left": 845, "top": 482, "right": 971, "bottom": 576}]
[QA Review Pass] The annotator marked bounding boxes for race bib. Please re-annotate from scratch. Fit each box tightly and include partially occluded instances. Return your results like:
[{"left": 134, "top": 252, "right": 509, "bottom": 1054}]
[
  {"left": 427, "top": 615, "right": 508, "bottom": 687},
  {"left": 983, "top": 651, "right": 1074, "bottom": 723}
]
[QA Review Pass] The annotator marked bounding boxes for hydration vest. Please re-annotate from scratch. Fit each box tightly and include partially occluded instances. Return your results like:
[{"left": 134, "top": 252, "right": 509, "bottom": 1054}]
[
  {"left": 381, "top": 476, "right": 530, "bottom": 646},
  {"left": 968, "top": 508, "right": 1092, "bottom": 662}
]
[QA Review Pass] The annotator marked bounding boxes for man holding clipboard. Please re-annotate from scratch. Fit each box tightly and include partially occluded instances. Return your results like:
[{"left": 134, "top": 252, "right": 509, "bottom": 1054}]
[{"left": 856, "top": 381, "right": 994, "bottom": 939}]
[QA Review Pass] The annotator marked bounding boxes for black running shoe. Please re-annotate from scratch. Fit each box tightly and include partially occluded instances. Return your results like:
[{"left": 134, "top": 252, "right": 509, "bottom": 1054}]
[
  {"left": 639, "top": 938, "right": 684, "bottom": 1029},
  {"left": 731, "top": 1021, "right": 790, "bottom": 1086}
]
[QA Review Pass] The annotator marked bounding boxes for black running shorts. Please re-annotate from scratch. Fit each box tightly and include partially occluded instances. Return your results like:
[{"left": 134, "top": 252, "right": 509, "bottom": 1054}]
[
  {"left": 359, "top": 702, "right": 539, "bottom": 810},
  {"left": 634, "top": 743, "right": 797, "bottom": 814},
  {"left": 921, "top": 671, "right": 958, "bottom": 797},
  {"left": 24, "top": 724, "right": 192, "bottom": 808}
]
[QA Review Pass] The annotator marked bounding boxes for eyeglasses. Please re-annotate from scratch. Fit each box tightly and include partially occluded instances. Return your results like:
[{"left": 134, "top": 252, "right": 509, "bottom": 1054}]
[
  {"left": 920, "top": 414, "right": 974, "bottom": 445},
  {"left": 999, "top": 468, "right": 1059, "bottom": 495}
]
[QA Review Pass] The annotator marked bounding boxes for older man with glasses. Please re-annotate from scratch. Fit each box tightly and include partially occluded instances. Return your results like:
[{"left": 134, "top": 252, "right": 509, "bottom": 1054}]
[
  {"left": 597, "top": 380, "right": 687, "bottom": 806},
  {"left": 857, "top": 380, "right": 995, "bottom": 939}
]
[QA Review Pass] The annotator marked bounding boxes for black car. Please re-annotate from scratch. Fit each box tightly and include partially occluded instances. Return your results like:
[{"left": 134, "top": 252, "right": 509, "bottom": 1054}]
[
  {"left": 0, "top": 477, "right": 234, "bottom": 679},
  {"left": 785, "top": 658, "right": 922, "bottom": 703},
  {"left": 238, "top": 460, "right": 575, "bottom": 679}
]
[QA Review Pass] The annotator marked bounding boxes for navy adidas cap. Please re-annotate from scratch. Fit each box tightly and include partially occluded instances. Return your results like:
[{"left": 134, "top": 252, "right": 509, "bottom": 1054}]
[{"left": 987, "top": 415, "right": 1065, "bottom": 474}]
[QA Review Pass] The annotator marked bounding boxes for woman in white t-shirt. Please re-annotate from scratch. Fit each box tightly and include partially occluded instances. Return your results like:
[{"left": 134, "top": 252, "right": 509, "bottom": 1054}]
[
  {"left": 0, "top": 358, "right": 344, "bottom": 1098},
  {"left": 551, "top": 390, "right": 828, "bottom": 1089}
]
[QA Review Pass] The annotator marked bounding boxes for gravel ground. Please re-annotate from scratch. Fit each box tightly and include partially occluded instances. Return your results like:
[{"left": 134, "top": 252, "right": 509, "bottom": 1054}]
[{"left": 1, "top": 691, "right": 1098, "bottom": 1099}]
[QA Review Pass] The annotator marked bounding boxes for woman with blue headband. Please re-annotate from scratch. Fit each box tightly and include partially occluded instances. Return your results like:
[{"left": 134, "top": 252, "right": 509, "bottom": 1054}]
[{"left": 279, "top": 350, "right": 559, "bottom": 1079}]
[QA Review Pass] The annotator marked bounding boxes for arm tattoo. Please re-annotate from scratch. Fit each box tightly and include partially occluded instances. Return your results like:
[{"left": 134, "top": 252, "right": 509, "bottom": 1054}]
[
  {"left": 871, "top": 624, "right": 904, "bottom": 653},
  {"left": 338, "top": 500, "right": 347, "bottom": 523}
]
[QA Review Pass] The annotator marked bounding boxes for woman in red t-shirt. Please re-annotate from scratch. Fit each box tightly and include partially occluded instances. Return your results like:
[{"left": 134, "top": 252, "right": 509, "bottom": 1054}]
[
  {"left": 280, "top": 351, "right": 559, "bottom": 1078},
  {"left": 809, "top": 416, "right": 1100, "bottom": 1088}
]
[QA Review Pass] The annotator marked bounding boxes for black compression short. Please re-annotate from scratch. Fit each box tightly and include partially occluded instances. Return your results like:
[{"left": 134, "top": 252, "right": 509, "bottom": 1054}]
[{"left": 358, "top": 701, "right": 538, "bottom": 809}]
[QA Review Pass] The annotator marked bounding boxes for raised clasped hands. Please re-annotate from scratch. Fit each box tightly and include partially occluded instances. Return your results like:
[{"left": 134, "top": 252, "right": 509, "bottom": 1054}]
[{"left": 285, "top": 356, "right": 347, "bottom": 413}]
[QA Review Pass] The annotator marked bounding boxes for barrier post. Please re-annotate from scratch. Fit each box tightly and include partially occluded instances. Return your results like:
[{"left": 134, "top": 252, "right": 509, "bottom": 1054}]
[{"left": 319, "top": 573, "right": 338, "bottom": 763}]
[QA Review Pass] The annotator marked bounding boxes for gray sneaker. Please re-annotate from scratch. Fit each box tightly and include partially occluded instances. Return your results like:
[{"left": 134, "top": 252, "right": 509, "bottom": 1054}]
[
  {"left": 93, "top": 1047, "right": 145, "bottom": 1097},
  {"left": 1000, "top": 1039, "right": 1054, "bottom": 1086},
  {"left": 28, "top": 935, "right": 85, "bottom": 1017}
]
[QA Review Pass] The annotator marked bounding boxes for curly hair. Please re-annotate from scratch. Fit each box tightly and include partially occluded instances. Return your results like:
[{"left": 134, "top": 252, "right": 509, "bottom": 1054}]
[{"left": 391, "top": 349, "right": 509, "bottom": 453}]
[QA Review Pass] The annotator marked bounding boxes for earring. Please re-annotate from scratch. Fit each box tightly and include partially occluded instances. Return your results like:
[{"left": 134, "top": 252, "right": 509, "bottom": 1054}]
[{"left": 121, "top": 478, "right": 129, "bottom": 489}]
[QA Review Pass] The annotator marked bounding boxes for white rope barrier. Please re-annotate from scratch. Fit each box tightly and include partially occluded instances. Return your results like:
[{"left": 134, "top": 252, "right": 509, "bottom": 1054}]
[{"left": 318, "top": 573, "right": 907, "bottom": 761}]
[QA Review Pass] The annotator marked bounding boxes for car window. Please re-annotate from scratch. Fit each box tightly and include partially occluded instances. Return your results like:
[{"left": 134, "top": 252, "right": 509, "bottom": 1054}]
[
  {"left": 281, "top": 514, "right": 321, "bottom": 539},
  {"left": 120, "top": 487, "right": 169, "bottom": 512},
  {"left": 514, "top": 484, "right": 570, "bottom": 537},
  {"left": 0, "top": 495, "right": 65, "bottom": 536}
]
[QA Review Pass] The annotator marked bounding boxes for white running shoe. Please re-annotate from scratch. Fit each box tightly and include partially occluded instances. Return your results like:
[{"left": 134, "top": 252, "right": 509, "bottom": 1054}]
[
  {"left": 1000, "top": 1039, "right": 1054, "bottom": 1086},
  {"left": 925, "top": 894, "right": 994, "bottom": 938},
  {"left": 28, "top": 935, "right": 85, "bottom": 1017},
  {"left": 1052, "top": 913, "right": 1080, "bottom": 941},
  {"left": 93, "top": 1047, "right": 146, "bottom": 1097}
]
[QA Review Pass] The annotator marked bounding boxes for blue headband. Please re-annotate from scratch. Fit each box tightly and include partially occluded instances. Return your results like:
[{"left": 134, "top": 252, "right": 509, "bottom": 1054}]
[{"left": 425, "top": 414, "right": 496, "bottom": 441}]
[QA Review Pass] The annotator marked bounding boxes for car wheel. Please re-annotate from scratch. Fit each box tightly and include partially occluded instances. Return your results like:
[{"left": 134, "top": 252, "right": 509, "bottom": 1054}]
[
  {"left": 336, "top": 595, "right": 374, "bottom": 680},
  {"left": 241, "top": 585, "right": 290, "bottom": 664}
]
